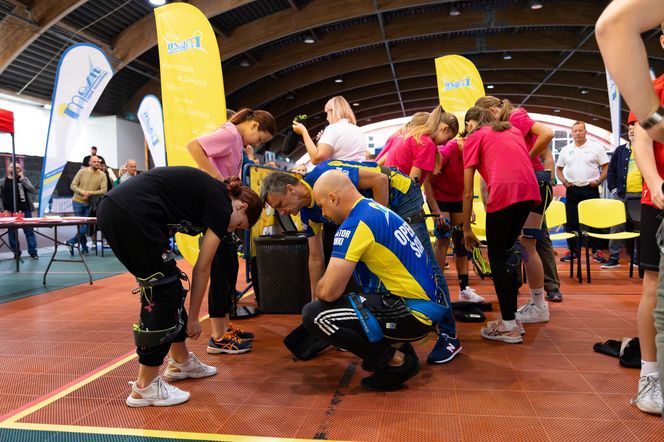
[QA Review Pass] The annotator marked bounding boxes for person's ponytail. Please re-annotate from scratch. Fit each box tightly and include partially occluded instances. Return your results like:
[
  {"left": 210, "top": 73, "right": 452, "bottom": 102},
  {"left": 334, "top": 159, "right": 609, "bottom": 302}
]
[{"left": 223, "top": 177, "right": 262, "bottom": 227}]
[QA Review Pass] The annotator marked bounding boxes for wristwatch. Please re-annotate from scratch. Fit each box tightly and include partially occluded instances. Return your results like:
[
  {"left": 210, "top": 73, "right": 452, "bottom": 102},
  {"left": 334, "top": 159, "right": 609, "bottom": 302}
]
[{"left": 640, "top": 105, "right": 664, "bottom": 130}]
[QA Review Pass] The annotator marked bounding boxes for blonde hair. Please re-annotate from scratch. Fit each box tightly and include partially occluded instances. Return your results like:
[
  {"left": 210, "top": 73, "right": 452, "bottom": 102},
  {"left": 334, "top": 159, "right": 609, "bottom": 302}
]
[
  {"left": 324, "top": 96, "right": 356, "bottom": 125},
  {"left": 406, "top": 105, "right": 458, "bottom": 144},
  {"left": 475, "top": 96, "right": 514, "bottom": 122}
]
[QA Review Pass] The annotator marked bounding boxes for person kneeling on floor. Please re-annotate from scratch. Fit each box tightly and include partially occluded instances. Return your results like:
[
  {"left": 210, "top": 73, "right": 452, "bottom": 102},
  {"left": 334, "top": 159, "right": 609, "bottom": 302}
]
[{"left": 302, "top": 170, "right": 449, "bottom": 391}]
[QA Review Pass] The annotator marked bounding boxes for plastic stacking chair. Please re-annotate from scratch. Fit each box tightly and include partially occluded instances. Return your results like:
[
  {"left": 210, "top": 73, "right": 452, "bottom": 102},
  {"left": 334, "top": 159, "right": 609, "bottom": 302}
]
[
  {"left": 471, "top": 200, "right": 487, "bottom": 242},
  {"left": 577, "top": 198, "right": 640, "bottom": 283},
  {"left": 545, "top": 200, "right": 580, "bottom": 281}
]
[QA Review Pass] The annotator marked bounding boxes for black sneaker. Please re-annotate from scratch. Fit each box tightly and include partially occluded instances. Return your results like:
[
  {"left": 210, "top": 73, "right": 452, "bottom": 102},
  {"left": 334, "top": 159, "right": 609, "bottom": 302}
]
[
  {"left": 560, "top": 251, "right": 576, "bottom": 263},
  {"left": 362, "top": 342, "right": 416, "bottom": 372},
  {"left": 546, "top": 288, "right": 563, "bottom": 302},
  {"left": 360, "top": 353, "right": 420, "bottom": 391},
  {"left": 592, "top": 250, "right": 608, "bottom": 264},
  {"left": 29, "top": 253, "right": 39, "bottom": 260},
  {"left": 601, "top": 258, "right": 620, "bottom": 269}
]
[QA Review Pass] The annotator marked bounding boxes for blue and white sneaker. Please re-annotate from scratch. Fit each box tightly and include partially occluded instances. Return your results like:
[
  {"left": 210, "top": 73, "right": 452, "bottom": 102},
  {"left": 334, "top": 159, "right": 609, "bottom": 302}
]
[{"left": 427, "top": 334, "right": 462, "bottom": 364}]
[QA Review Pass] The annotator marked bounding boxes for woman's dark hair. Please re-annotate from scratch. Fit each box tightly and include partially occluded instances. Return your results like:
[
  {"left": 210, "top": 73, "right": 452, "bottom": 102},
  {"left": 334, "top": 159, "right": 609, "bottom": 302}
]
[
  {"left": 229, "top": 108, "right": 277, "bottom": 136},
  {"left": 464, "top": 106, "right": 512, "bottom": 136},
  {"left": 224, "top": 176, "right": 262, "bottom": 227}
]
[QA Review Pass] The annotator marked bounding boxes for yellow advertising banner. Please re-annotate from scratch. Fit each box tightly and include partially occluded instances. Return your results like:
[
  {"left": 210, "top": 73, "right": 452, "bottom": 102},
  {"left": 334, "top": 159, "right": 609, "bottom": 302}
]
[
  {"left": 155, "top": 3, "right": 226, "bottom": 264},
  {"left": 434, "top": 54, "right": 485, "bottom": 123}
]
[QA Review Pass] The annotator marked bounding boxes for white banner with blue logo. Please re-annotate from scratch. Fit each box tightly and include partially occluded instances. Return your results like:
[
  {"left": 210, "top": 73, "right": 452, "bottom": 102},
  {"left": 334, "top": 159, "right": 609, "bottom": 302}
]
[
  {"left": 37, "top": 43, "right": 113, "bottom": 215},
  {"left": 606, "top": 68, "right": 621, "bottom": 150},
  {"left": 137, "top": 94, "right": 166, "bottom": 168}
]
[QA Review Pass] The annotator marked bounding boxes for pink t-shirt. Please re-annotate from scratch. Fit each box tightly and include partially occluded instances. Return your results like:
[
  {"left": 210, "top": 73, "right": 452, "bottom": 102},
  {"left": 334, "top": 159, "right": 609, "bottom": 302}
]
[
  {"left": 376, "top": 132, "right": 400, "bottom": 162},
  {"left": 430, "top": 139, "right": 464, "bottom": 202},
  {"left": 385, "top": 134, "right": 437, "bottom": 183},
  {"left": 196, "top": 122, "right": 244, "bottom": 178},
  {"left": 509, "top": 107, "right": 544, "bottom": 171},
  {"left": 463, "top": 126, "right": 540, "bottom": 213}
]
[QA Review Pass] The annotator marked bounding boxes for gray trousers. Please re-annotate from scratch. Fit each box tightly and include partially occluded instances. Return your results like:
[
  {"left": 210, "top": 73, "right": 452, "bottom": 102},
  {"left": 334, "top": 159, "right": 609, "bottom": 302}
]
[
  {"left": 609, "top": 192, "right": 641, "bottom": 260},
  {"left": 655, "top": 220, "right": 664, "bottom": 407},
  {"left": 537, "top": 217, "right": 560, "bottom": 291}
]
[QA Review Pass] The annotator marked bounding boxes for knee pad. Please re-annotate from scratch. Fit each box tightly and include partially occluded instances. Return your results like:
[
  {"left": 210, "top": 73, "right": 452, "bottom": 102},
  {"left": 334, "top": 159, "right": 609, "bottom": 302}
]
[
  {"left": 522, "top": 227, "right": 545, "bottom": 240},
  {"left": 505, "top": 245, "right": 522, "bottom": 275},
  {"left": 451, "top": 228, "right": 467, "bottom": 257}
]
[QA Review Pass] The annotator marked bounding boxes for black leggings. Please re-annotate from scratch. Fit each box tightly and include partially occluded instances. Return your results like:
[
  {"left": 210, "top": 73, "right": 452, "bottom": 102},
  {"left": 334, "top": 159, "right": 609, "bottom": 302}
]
[
  {"left": 96, "top": 197, "right": 188, "bottom": 367},
  {"left": 485, "top": 201, "right": 532, "bottom": 321},
  {"left": 302, "top": 293, "right": 433, "bottom": 370},
  {"left": 208, "top": 232, "right": 238, "bottom": 317}
]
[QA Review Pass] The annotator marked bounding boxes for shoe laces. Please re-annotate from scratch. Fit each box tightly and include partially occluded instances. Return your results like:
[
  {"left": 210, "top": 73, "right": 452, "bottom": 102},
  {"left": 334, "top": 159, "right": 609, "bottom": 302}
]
[
  {"left": 518, "top": 302, "right": 537, "bottom": 314},
  {"left": 631, "top": 376, "right": 662, "bottom": 404},
  {"left": 220, "top": 331, "right": 245, "bottom": 344},
  {"left": 156, "top": 378, "right": 180, "bottom": 399}
]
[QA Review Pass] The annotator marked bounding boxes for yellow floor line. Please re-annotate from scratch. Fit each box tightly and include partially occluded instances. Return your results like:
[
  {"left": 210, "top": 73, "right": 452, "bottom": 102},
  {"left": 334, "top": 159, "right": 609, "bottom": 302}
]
[
  {"left": 0, "top": 314, "right": 211, "bottom": 426},
  {"left": 2, "top": 422, "right": 345, "bottom": 442}
]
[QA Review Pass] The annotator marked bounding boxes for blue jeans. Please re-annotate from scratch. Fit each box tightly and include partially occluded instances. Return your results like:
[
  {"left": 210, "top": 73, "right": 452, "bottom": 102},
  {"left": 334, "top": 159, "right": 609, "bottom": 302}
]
[
  {"left": 68, "top": 201, "right": 91, "bottom": 251},
  {"left": 392, "top": 185, "right": 456, "bottom": 337},
  {"left": 8, "top": 210, "right": 37, "bottom": 256}
]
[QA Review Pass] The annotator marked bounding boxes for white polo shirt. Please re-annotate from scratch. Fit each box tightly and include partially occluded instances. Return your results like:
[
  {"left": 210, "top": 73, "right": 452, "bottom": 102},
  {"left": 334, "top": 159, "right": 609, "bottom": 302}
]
[
  {"left": 556, "top": 140, "right": 609, "bottom": 186},
  {"left": 318, "top": 119, "right": 367, "bottom": 161}
]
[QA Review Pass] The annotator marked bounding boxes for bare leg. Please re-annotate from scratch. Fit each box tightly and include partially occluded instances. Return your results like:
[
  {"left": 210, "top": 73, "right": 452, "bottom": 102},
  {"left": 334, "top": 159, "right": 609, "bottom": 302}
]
[
  {"left": 210, "top": 315, "right": 229, "bottom": 340},
  {"left": 639, "top": 270, "right": 658, "bottom": 362}
]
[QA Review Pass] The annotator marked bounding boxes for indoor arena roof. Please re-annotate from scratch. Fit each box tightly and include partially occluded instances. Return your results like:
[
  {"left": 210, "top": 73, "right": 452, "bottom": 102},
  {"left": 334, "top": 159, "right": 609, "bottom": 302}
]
[{"left": 0, "top": 0, "right": 662, "bottom": 156}]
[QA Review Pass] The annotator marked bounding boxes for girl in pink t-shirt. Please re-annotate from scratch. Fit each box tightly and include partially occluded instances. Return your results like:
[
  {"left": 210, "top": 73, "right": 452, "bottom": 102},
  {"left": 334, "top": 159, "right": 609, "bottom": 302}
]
[
  {"left": 186, "top": 108, "right": 276, "bottom": 354},
  {"left": 462, "top": 107, "right": 540, "bottom": 344},
  {"left": 187, "top": 109, "right": 276, "bottom": 180},
  {"left": 476, "top": 96, "right": 557, "bottom": 319},
  {"left": 376, "top": 112, "right": 429, "bottom": 165},
  {"left": 385, "top": 106, "right": 457, "bottom": 184},
  {"left": 424, "top": 139, "right": 484, "bottom": 303}
]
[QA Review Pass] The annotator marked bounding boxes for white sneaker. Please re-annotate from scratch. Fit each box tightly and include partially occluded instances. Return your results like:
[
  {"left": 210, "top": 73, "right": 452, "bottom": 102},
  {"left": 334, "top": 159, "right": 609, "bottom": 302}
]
[
  {"left": 459, "top": 286, "right": 485, "bottom": 303},
  {"left": 515, "top": 302, "right": 549, "bottom": 324},
  {"left": 126, "top": 377, "right": 190, "bottom": 407},
  {"left": 480, "top": 319, "right": 523, "bottom": 344},
  {"left": 164, "top": 352, "right": 217, "bottom": 381},
  {"left": 631, "top": 375, "right": 663, "bottom": 415}
]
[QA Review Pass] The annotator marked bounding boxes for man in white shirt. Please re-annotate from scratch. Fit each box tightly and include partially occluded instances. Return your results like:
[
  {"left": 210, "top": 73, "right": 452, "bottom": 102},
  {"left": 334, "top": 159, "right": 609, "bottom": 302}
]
[{"left": 556, "top": 121, "right": 610, "bottom": 263}]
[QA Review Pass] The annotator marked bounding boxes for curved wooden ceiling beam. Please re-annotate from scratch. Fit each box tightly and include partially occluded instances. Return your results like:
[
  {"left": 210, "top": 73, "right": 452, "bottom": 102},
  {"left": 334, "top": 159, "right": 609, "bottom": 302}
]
[
  {"left": 225, "top": 28, "right": 600, "bottom": 94},
  {"left": 0, "top": 0, "right": 87, "bottom": 74},
  {"left": 112, "top": 0, "right": 255, "bottom": 70},
  {"left": 236, "top": 49, "right": 607, "bottom": 109},
  {"left": 120, "top": 0, "right": 603, "bottom": 105},
  {"left": 266, "top": 67, "right": 610, "bottom": 122}
]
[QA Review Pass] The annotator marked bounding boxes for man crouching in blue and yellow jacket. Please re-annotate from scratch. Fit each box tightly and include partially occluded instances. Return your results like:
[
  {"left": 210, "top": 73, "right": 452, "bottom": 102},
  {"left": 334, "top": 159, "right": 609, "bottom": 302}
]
[{"left": 302, "top": 170, "right": 447, "bottom": 391}]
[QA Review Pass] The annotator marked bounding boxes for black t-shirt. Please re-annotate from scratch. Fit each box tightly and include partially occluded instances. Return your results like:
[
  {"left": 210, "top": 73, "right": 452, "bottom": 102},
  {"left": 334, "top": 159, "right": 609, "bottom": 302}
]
[{"left": 105, "top": 166, "right": 231, "bottom": 240}]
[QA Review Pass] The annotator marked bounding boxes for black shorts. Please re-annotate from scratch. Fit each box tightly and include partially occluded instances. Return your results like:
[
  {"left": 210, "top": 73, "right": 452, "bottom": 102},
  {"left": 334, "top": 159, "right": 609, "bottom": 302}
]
[
  {"left": 531, "top": 171, "right": 553, "bottom": 216},
  {"left": 639, "top": 204, "right": 664, "bottom": 272},
  {"left": 436, "top": 200, "right": 462, "bottom": 214}
]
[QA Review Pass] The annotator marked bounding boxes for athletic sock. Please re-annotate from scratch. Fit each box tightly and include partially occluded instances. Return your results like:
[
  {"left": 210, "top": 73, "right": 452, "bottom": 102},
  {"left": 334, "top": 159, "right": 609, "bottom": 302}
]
[
  {"left": 530, "top": 287, "right": 546, "bottom": 307},
  {"left": 502, "top": 319, "right": 517, "bottom": 330},
  {"left": 641, "top": 360, "right": 658, "bottom": 377},
  {"left": 458, "top": 274, "right": 469, "bottom": 291}
]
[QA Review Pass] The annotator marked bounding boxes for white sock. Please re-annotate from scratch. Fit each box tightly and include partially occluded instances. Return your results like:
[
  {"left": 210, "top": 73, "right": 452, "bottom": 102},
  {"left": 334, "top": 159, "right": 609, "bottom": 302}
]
[
  {"left": 641, "top": 360, "right": 658, "bottom": 377},
  {"left": 530, "top": 288, "right": 546, "bottom": 307},
  {"left": 502, "top": 319, "right": 517, "bottom": 330}
]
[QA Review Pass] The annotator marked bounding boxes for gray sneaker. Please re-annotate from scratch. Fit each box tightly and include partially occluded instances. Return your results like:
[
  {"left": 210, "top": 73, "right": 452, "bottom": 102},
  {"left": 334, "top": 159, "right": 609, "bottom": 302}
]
[
  {"left": 126, "top": 377, "right": 190, "bottom": 407},
  {"left": 631, "top": 375, "right": 663, "bottom": 415},
  {"left": 546, "top": 288, "right": 563, "bottom": 302},
  {"left": 164, "top": 352, "right": 217, "bottom": 381}
]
